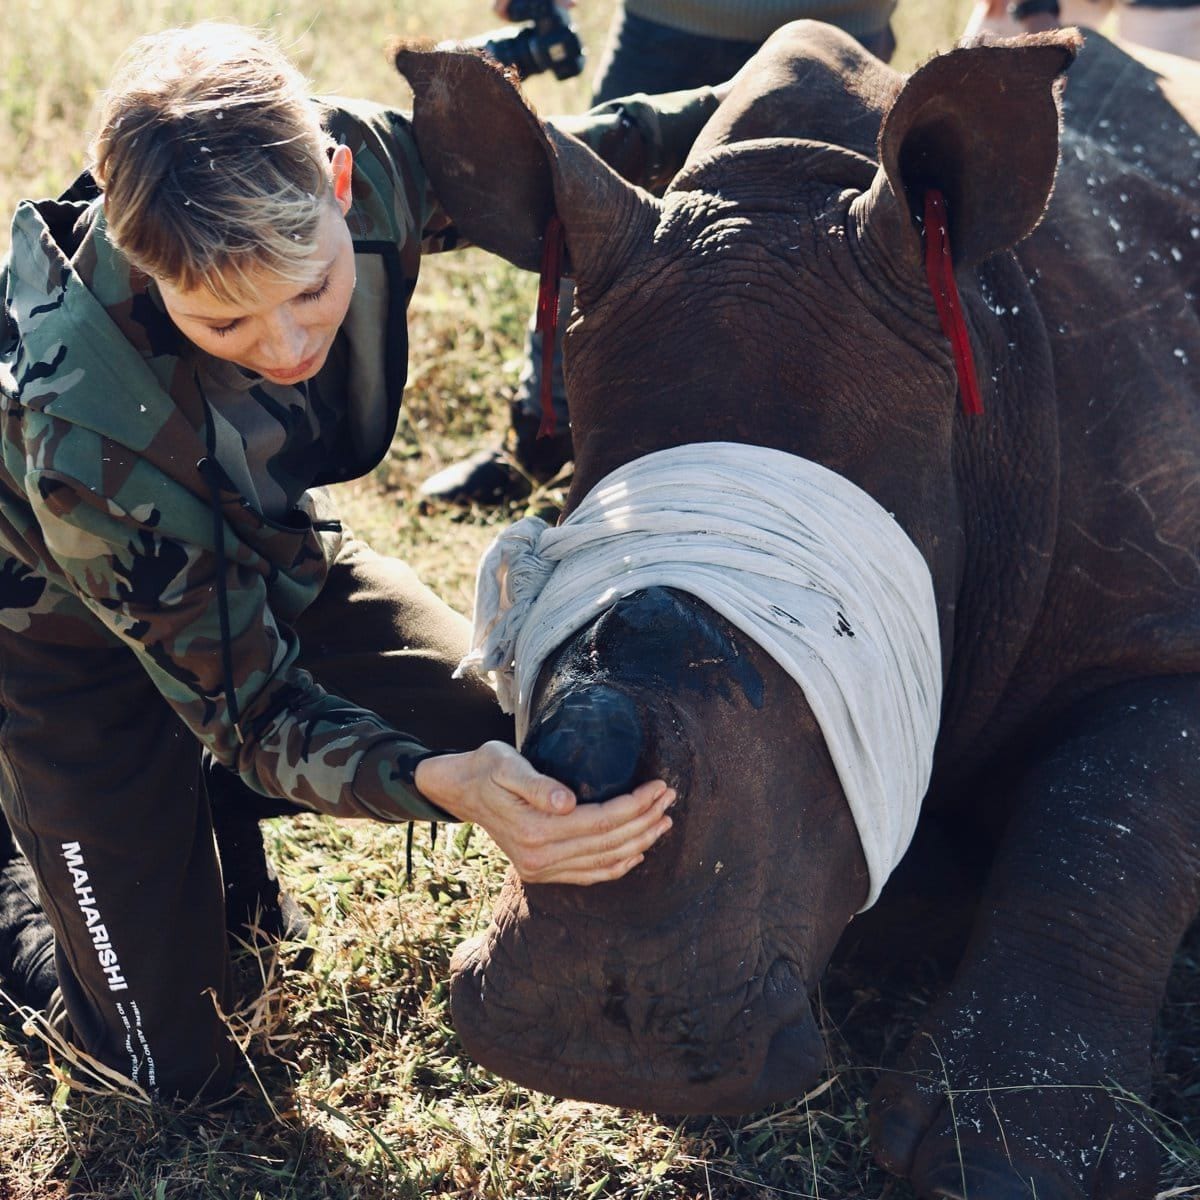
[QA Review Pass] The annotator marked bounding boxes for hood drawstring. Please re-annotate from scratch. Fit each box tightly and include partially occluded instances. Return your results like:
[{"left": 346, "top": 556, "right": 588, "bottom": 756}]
[{"left": 198, "top": 399, "right": 242, "bottom": 746}]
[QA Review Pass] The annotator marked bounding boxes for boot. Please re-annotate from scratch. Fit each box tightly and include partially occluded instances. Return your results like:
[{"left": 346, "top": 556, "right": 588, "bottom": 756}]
[
  {"left": 0, "top": 852, "right": 57, "bottom": 1014},
  {"left": 418, "top": 401, "right": 574, "bottom": 509}
]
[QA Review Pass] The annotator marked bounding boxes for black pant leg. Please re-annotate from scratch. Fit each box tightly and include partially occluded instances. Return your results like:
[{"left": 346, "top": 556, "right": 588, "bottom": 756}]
[{"left": 0, "top": 629, "right": 237, "bottom": 1098}]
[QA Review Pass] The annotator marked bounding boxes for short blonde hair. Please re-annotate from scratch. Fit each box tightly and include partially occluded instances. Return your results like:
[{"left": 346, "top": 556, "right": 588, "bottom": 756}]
[{"left": 91, "top": 23, "right": 335, "bottom": 305}]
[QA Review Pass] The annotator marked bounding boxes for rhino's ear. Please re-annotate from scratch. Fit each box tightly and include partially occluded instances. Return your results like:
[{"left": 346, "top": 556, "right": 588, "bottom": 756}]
[
  {"left": 855, "top": 31, "right": 1079, "bottom": 270},
  {"left": 392, "top": 44, "right": 659, "bottom": 291}
]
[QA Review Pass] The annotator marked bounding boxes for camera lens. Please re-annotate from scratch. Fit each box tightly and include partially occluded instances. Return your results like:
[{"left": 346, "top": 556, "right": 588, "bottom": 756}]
[
  {"left": 506, "top": 28, "right": 542, "bottom": 78},
  {"left": 454, "top": 0, "right": 583, "bottom": 81}
]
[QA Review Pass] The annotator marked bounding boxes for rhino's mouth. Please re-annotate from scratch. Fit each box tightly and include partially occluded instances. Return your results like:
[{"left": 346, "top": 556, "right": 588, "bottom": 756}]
[{"left": 448, "top": 917, "right": 827, "bottom": 1115}]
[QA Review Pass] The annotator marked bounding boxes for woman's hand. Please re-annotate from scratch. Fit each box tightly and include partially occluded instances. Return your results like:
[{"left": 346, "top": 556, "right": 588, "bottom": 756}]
[{"left": 414, "top": 741, "right": 674, "bottom": 885}]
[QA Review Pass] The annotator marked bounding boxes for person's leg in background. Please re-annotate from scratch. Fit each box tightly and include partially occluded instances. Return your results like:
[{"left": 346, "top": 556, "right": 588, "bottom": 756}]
[{"left": 205, "top": 760, "right": 313, "bottom": 969}]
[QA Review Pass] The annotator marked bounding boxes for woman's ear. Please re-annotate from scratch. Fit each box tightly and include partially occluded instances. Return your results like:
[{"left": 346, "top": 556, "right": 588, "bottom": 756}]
[{"left": 331, "top": 144, "right": 354, "bottom": 215}]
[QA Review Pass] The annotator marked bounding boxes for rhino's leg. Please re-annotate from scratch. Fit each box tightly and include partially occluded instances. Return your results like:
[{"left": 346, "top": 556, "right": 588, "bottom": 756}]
[{"left": 869, "top": 676, "right": 1200, "bottom": 1200}]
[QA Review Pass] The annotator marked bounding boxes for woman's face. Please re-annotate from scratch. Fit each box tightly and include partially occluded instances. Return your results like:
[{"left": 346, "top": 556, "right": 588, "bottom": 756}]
[{"left": 157, "top": 151, "right": 356, "bottom": 386}]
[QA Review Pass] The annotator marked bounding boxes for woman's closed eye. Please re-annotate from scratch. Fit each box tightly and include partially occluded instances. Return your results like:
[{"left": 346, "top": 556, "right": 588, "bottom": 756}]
[
  {"left": 206, "top": 276, "right": 329, "bottom": 338},
  {"left": 298, "top": 276, "right": 331, "bottom": 304}
]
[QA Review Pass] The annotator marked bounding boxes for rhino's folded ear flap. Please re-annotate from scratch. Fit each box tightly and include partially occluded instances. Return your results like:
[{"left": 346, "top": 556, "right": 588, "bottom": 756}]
[
  {"left": 851, "top": 31, "right": 1080, "bottom": 271},
  {"left": 392, "top": 44, "right": 660, "bottom": 293}
]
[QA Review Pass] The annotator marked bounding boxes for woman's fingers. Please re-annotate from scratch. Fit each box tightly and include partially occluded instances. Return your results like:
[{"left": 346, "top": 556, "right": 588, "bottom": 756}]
[
  {"left": 510, "top": 788, "right": 676, "bottom": 882},
  {"left": 488, "top": 747, "right": 673, "bottom": 843},
  {"left": 488, "top": 745, "right": 577, "bottom": 814},
  {"left": 526, "top": 855, "right": 648, "bottom": 887},
  {"left": 525, "top": 779, "right": 674, "bottom": 844},
  {"left": 516, "top": 817, "right": 671, "bottom": 885}
]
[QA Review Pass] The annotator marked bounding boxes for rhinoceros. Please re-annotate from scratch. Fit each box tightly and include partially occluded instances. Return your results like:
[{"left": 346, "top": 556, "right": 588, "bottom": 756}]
[{"left": 395, "top": 23, "right": 1200, "bottom": 1199}]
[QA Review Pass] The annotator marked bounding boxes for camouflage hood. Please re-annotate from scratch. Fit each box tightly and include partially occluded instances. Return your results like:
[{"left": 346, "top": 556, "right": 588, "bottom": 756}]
[{"left": 0, "top": 96, "right": 449, "bottom": 631}]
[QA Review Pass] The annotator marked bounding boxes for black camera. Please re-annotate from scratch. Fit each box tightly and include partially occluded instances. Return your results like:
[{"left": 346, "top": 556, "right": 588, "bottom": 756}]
[{"left": 459, "top": 0, "right": 585, "bottom": 81}]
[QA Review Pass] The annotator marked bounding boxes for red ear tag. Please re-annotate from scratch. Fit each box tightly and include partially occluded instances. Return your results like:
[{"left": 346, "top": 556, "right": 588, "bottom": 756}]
[
  {"left": 535, "top": 214, "right": 567, "bottom": 439},
  {"left": 923, "top": 189, "right": 983, "bottom": 416}
]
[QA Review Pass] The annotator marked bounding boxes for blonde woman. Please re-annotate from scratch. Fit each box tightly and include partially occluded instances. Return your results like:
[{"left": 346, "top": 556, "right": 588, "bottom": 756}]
[{"left": 0, "top": 23, "right": 717, "bottom": 1098}]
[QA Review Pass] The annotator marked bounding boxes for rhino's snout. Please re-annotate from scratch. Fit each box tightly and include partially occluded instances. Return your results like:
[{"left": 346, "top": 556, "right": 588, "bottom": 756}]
[
  {"left": 452, "top": 587, "right": 846, "bottom": 1113},
  {"left": 523, "top": 686, "right": 644, "bottom": 803},
  {"left": 450, "top": 930, "right": 828, "bottom": 1113}
]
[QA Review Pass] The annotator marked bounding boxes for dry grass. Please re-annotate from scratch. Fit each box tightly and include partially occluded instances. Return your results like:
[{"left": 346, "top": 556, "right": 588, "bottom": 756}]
[{"left": 1, "top": 2, "right": 1197, "bottom": 1198}]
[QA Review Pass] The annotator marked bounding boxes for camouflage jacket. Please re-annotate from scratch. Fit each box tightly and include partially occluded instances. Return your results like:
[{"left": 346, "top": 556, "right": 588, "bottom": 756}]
[{"left": 0, "top": 88, "right": 719, "bottom": 825}]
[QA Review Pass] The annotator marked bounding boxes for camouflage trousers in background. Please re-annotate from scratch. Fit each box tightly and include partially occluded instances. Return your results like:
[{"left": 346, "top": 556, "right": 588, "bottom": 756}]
[
  {"left": 0, "top": 534, "right": 513, "bottom": 1099},
  {"left": 516, "top": 6, "right": 896, "bottom": 425}
]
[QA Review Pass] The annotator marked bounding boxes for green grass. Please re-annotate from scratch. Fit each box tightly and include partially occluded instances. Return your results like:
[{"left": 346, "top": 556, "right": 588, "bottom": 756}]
[{"left": 1, "top": 2, "right": 1198, "bottom": 1198}]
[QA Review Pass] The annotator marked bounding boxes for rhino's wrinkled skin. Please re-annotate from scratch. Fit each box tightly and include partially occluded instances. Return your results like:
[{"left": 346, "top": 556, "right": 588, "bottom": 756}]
[{"left": 397, "top": 24, "right": 1200, "bottom": 1199}]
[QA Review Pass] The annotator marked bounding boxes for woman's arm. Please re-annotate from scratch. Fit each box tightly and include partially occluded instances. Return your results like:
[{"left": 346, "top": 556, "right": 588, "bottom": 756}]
[{"left": 29, "top": 467, "right": 673, "bottom": 883}]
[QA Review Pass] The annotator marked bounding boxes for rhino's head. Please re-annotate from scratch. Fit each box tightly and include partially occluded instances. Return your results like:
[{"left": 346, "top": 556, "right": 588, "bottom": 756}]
[{"left": 396, "top": 22, "right": 1076, "bottom": 1113}]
